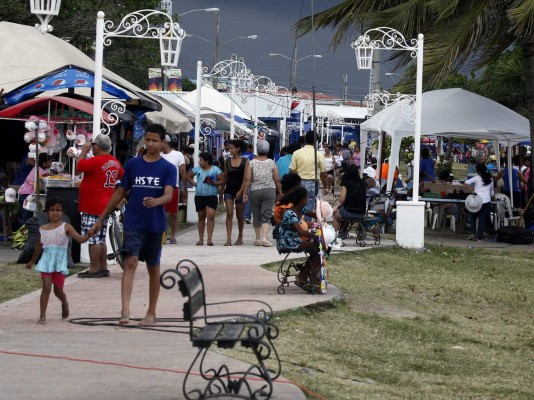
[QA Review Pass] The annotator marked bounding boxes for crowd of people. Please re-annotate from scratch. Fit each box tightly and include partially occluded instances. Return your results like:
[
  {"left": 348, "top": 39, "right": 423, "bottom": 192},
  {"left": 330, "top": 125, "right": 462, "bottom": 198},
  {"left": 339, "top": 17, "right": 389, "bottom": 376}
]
[{"left": 10, "top": 125, "right": 533, "bottom": 323}]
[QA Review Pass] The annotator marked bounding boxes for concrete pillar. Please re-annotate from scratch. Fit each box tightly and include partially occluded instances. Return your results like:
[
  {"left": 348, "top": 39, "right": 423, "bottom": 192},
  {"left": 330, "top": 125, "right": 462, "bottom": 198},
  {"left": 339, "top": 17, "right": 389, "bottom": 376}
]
[{"left": 396, "top": 201, "right": 425, "bottom": 250}]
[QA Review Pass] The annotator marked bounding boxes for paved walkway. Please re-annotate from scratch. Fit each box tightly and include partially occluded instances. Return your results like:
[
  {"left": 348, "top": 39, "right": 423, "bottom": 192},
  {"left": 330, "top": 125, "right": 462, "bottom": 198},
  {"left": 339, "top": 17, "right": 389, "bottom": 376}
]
[{"left": 0, "top": 212, "right": 392, "bottom": 400}]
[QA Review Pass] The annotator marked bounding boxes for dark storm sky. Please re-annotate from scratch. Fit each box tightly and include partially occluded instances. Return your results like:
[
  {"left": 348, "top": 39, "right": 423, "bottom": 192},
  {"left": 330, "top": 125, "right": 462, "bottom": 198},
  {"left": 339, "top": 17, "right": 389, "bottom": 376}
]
[{"left": 172, "top": 0, "right": 398, "bottom": 100}]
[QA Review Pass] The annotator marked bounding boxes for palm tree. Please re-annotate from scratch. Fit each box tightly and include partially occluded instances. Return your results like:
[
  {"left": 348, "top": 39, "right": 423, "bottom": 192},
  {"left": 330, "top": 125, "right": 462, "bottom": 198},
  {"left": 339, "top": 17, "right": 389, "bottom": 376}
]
[{"left": 296, "top": 0, "right": 534, "bottom": 193}]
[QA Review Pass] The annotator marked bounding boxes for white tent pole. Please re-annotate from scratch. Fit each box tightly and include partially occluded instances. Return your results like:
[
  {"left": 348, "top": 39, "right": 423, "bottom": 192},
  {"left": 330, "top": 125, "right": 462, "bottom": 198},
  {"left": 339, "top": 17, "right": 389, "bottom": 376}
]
[
  {"left": 387, "top": 134, "right": 401, "bottom": 192},
  {"left": 507, "top": 143, "right": 513, "bottom": 207},
  {"left": 492, "top": 140, "right": 500, "bottom": 170},
  {"left": 359, "top": 129, "right": 367, "bottom": 177},
  {"left": 376, "top": 132, "right": 383, "bottom": 174},
  {"left": 230, "top": 78, "right": 235, "bottom": 140},
  {"left": 92, "top": 12, "right": 105, "bottom": 139},
  {"left": 194, "top": 61, "right": 202, "bottom": 167}
]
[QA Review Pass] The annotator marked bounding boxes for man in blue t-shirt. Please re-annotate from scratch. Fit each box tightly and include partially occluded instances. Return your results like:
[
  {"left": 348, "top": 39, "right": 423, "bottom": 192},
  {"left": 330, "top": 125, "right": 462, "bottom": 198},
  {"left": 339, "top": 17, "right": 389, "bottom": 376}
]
[{"left": 91, "top": 124, "right": 176, "bottom": 326}]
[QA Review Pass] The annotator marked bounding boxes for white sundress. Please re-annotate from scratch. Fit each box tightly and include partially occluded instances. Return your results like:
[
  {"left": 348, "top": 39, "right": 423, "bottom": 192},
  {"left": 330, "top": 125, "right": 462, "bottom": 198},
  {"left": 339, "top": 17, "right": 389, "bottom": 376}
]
[{"left": 35, "top": 223, "right": 69, "bottom": 275}]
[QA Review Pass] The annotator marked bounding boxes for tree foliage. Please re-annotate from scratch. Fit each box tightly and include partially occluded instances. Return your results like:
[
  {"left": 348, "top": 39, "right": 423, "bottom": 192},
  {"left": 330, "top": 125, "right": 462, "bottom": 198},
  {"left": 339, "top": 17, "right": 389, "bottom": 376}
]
[
  {"left": 296, "top": 0, "right": 534, "bottom": 191},
  {"left": 0, "top": 0, "right": 167, "bottom": 88}
]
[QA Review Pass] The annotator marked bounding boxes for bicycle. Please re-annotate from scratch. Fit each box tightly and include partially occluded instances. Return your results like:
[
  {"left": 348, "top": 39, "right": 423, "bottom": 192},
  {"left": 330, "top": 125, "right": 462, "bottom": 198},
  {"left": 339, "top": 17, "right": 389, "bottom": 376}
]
[{"left": 107, "top": 208, "right": 124, "bottom": 269}]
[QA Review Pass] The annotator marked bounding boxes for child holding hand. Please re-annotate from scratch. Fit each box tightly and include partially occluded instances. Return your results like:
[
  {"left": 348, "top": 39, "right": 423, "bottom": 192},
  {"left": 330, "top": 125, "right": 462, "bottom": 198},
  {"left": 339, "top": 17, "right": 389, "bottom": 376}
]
[{"left": 26, "top": 197, "right": 92, "bottom": 324}]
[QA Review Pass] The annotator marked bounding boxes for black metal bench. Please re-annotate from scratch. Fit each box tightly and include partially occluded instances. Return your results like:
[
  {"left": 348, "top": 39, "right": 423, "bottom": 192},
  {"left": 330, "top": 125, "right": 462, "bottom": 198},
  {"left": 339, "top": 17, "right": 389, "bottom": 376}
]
[{"left": 160, "top": 259, "right": 281, "bottom": 400}]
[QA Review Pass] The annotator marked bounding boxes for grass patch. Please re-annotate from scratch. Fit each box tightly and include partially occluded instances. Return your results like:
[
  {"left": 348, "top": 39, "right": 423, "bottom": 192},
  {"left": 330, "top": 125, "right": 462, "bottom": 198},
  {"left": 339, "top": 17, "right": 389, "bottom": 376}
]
[
  {"left": 0, "top": 263, "right": 86, "bottom": 303},
  {"left": 222, "top": 245, "right": 534, "bottom": 399}
]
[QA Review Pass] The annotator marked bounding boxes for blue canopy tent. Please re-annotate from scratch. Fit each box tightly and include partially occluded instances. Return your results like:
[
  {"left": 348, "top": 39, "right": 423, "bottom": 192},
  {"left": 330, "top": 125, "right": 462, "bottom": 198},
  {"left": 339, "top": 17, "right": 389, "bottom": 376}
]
[{"left": 2, "top": 65, "right": 130, "bottom": 106}]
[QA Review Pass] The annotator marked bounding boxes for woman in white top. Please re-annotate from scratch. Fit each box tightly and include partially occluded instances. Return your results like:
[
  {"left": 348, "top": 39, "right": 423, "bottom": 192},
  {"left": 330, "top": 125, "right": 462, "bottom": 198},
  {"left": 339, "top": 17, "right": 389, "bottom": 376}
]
[{"left": 464, "top": 163, "right": 494, "bottom": 241}]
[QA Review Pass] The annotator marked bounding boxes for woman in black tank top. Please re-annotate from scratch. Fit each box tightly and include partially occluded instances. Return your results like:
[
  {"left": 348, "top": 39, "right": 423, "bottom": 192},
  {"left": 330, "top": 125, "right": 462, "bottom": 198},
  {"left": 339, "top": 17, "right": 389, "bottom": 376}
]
[{"left": 222, "top": 140, "right": 249, "bottom": 246}]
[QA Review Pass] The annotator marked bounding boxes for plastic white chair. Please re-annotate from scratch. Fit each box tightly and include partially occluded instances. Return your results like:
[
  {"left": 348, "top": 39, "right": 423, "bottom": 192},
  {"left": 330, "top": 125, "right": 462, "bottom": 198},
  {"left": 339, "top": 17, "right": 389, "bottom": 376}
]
[
  {"left": 494, "top": 193, "right": 521, "bottom": 227},
  {"left": 431, "top": 210, "right": 456, "bottom": 232}
]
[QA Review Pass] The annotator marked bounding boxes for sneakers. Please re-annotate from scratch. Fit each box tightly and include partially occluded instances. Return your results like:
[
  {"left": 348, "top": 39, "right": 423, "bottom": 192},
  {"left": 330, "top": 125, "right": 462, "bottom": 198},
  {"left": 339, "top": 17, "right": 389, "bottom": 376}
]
[
  {"left": 77, "top": 269, "right": 110, "bottom": 278},
  {"left": 77, "top": 270, "right": 103, "bottom": 278},
  {"left": 245, "top": 218, "right": 251, "bottom": 224},
  {"left": 331, "top": 238, "right": 344, "bottom": 250},
  {"left": 467, "top": 234, "right": 476, "bottom": 241}
]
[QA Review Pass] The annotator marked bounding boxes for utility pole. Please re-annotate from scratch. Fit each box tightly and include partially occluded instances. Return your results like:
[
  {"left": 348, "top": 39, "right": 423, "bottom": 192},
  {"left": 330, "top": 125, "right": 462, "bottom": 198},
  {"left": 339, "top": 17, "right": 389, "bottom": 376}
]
[
  {"left": 343, "top": 74, "right": 348, "bottom": 101},
  {"left": 290, "top": 46, "right": 298, "bottom": 91}
]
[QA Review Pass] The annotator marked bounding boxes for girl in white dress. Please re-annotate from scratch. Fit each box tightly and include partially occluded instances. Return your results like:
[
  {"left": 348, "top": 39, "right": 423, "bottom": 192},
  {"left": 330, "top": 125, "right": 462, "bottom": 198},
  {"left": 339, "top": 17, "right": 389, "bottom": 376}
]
[{"left": 26, "top": 197, "right": 91, "bottom": 324}]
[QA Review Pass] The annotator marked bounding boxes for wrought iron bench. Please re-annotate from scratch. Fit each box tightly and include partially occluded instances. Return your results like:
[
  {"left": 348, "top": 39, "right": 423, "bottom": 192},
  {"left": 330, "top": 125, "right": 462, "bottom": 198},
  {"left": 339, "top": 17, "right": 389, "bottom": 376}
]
[{"left": 160, "top": 259, "right": 281, "bottom": 400}]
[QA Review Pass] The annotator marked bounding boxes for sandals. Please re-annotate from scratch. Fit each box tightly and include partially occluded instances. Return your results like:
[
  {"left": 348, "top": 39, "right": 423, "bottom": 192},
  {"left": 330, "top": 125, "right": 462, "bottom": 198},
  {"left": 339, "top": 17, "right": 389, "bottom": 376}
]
[
  {"left": 224, "top": 241, "right": 232, "bottom": 246},
  {"left": 207, "top": 242, "right": 214, "bottom": 246},
  {"left": 254, "top": 240, "right": 262, "bottom": 246},
  {"left": 167, "top": 238, "right": 177, "bottom": 244},
  {"left": 261, "top": 238, "right": 273, "bottom": 247},
  {"left": 196, "top": 240, "right": 203, "bottom": 246},
  {"left": 234, "top": 239, "right": 243, "bottom": 245}
]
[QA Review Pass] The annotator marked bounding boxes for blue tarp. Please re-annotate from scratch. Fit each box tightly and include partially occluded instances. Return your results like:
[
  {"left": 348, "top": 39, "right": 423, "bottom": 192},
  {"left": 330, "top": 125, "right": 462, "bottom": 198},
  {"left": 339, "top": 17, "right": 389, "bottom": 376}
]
[{"left": 4, "top": 67, "right": 130, "bottom": 105}]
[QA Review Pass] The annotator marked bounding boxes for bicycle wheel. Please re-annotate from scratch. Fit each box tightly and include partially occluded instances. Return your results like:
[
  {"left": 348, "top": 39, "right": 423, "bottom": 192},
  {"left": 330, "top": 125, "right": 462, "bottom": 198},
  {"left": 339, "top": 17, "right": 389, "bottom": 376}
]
[{"left": 109, "top": 217, "right": 124, "bottom": 269}]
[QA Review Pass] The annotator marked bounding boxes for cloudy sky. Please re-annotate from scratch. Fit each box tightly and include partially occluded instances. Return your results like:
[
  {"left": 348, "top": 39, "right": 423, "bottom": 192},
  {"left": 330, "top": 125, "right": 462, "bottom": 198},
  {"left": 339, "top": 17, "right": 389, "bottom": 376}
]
[{"left": 172, "top": 0, "right": 398, "bottom": 100}]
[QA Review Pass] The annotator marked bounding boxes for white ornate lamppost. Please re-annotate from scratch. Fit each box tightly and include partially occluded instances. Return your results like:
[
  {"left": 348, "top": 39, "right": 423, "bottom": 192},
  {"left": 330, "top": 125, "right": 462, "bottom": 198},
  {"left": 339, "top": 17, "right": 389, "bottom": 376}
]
[
  {"left": 194, "top": 59, "right": 253, "bottom": 166},
  {"left": 352, "top": 27, "right": 425, "bottom": 250},
  {"left": 29, "top": 0, "right": 61, "bottom": 33},
  {"left": 92, "top": 10, "right": 185, "bottom": 138}
]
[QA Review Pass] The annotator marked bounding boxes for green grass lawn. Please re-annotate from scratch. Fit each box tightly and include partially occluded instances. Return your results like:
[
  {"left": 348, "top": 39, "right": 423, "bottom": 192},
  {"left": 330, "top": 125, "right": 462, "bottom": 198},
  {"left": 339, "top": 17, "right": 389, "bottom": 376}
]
[
  {"left": 222, "top": 245, "right": 534, "bottom": 399},
  {"left": 0, "top": 263, "right": 85, "bottom": 303},
  {"left": 2, "top": 242, "right": 533, "bottom": 399}
]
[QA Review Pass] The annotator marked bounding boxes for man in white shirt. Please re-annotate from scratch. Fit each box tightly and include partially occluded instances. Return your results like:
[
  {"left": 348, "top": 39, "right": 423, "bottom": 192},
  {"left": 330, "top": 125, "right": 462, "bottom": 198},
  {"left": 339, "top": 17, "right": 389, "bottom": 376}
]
[{"left": 161, "top": 135, "right": 188, "bottom": 244}]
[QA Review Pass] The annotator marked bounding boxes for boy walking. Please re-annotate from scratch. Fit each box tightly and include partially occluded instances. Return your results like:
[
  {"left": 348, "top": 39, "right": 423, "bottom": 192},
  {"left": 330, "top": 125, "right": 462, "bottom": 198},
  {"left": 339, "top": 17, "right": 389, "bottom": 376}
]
[{"left": 91, "top": 124, "right": 176, "bottom": 325}]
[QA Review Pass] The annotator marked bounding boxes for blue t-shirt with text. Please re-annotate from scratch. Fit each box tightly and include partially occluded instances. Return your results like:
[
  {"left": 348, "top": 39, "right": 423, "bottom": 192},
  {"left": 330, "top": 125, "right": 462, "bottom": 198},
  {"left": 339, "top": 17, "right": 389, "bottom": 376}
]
[{"left": 121, "top": 156, "right": 176, "bottom": 232}]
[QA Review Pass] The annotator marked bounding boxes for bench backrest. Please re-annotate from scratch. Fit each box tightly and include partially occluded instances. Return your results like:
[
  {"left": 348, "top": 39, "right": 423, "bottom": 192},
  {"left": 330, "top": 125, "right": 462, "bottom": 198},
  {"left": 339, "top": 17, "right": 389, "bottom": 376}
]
[{"left": 160, "top": 259, "right": 207, "bottom": 323}]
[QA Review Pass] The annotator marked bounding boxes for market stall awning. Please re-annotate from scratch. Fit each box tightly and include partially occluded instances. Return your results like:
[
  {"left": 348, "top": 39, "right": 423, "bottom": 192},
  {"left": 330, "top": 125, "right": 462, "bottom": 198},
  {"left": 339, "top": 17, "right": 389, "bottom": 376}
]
[
  {"left": 0, "top": 96, "right": 110, "bottom": 122},
  {"left": 3, "top": 66, "right": 131, "bottom": 106}
]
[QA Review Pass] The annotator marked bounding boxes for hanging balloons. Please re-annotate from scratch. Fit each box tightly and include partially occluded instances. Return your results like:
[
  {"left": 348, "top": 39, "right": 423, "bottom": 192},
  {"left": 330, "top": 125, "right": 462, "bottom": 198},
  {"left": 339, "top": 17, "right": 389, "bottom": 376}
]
[
  {"left": 65, "top": 130, "right": 76, "bottom": 141},
  {"left": 24, "top": 131, "right": 35, "bottom": 143},
  {"left": 67, "top": 146, "right": 80, "bottom": 158},
  {"left": 322, "top": 223, "right": 336, "bottom": 246},
  {"left": 37, "top": 130, "right": 47, "bottom": 143},
  {"left": 75, "top": 134, "right": 86, "bottom": 146},
  {"left": 320, "top": 201, "right": 334, "bottom": 220},
  {"left": 24, "top": 120, "right": 37, "bottom": 131}
]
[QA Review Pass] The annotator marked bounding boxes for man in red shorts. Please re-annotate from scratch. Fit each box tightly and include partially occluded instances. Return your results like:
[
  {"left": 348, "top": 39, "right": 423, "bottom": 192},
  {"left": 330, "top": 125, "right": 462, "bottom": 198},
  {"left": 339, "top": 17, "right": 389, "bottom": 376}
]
[
  {"left": 161, "top": 135, "right": 188, "bottom": 244},
  {"left": 76, "top": 134, "right": 124, "bottom": 278}
]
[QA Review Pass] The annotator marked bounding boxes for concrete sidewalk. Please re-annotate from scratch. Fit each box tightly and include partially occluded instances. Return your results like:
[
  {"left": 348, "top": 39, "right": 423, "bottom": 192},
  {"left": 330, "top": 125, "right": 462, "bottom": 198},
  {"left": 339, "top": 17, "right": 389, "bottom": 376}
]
[{"left": 0, "top": 212, "right": 390, "bottom": 400}]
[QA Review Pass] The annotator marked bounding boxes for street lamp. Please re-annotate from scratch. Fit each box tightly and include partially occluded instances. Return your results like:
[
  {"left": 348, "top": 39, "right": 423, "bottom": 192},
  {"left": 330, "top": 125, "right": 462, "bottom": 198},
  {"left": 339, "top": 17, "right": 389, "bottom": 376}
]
[
  {"left": 352, "top": 27, "right": 425, "bottom": 249},
  {"left": 178, "top": 7, "right": 219, "bottom": 17},
  {"left": 178, "top": 8, "right": 220, "bottom": 64},
  {"left": 92, "top": 10, "right": 185, "bottom": 138},
  {"left": 187, "top": 34, "right": 257, "bottom": 64},
  {"left": 29, "top": 0, "right": 61, "bottom": 33},
  {"left": 269, "top": 52, "right": 322, "bottom": 90}
]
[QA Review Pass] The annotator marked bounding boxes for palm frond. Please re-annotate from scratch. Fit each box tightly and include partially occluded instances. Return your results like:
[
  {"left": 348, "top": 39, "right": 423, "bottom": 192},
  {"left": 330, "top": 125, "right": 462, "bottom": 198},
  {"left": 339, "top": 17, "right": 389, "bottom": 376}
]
[{"left": 508, "top": 0, "right": 534, "bottom": 39}]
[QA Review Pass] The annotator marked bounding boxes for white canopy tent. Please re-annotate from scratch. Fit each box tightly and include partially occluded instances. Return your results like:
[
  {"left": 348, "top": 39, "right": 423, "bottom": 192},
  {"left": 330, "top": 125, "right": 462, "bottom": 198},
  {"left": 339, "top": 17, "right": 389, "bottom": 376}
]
[
  {"left": 0, "top": 21, "right": 192, "bottom": 132},
  {"left": 360, "top": 88, "right": 530, "bottom": 201}
]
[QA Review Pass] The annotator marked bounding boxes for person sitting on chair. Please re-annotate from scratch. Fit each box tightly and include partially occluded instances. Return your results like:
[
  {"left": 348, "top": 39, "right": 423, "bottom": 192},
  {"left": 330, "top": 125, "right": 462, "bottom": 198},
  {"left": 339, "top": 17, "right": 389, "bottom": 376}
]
[{"left": 333, "top": 164, "right": 368, "bottom": 236}]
